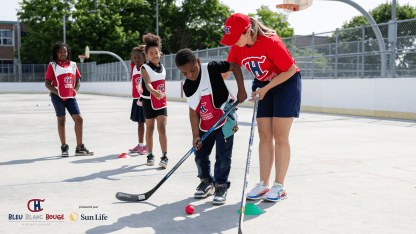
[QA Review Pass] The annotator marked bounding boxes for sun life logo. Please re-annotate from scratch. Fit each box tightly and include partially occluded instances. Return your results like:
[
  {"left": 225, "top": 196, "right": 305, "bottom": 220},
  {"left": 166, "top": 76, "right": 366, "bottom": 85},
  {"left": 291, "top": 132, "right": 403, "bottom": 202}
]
[{"left": 69, "top": 212, "right": 79, "bottom": 221}]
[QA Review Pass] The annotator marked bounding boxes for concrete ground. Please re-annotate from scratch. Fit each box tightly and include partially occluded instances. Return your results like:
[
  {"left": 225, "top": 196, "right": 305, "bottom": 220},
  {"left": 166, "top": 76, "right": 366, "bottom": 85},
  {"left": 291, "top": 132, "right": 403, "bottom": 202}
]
[{"left": 0, "top": 93, "right": 415, "bottom": 234}]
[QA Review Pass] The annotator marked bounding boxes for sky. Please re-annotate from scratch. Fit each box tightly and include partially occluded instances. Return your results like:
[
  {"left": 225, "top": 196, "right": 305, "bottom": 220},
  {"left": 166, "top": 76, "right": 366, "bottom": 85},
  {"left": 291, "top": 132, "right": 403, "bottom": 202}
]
[{"left": 1, "top": 0, "right": 415, "bottom": 36}]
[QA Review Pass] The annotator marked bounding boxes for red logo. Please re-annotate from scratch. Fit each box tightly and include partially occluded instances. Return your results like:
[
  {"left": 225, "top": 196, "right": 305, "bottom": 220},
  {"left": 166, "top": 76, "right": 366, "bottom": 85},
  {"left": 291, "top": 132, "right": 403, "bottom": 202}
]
[{"left": 27, "top": 199, "right": 45, "bottom": 212}]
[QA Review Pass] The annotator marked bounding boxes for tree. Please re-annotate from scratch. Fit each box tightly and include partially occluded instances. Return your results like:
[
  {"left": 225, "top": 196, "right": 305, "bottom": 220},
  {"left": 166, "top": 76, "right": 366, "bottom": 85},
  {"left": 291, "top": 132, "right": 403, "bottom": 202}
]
[
  {"left": 248, "top": 5, "right": 294, "bottom": 38},
  {"left": 157, "top": 0, "right": 233, "bottom": 54}
]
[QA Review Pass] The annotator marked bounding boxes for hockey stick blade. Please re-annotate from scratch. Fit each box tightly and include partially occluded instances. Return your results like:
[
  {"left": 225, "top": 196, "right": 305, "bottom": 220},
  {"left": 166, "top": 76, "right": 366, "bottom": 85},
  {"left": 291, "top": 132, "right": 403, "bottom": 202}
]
[{"left": 116, "top": 101, "right": 239, "bottom": 202}]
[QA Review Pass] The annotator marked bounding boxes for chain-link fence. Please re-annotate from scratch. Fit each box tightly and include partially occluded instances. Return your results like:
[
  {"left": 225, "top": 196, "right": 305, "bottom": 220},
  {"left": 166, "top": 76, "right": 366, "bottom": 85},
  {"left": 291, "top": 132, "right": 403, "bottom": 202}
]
[{"left": 1, "top": 18, "right": 415, "bottom": 82}]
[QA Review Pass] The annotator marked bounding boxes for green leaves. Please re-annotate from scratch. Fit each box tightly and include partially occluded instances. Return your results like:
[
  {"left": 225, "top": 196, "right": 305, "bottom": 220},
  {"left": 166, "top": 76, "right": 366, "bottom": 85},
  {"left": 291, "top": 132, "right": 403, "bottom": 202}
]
[{"left": 248, "top": 5, "right": 294, "bottom": 38}]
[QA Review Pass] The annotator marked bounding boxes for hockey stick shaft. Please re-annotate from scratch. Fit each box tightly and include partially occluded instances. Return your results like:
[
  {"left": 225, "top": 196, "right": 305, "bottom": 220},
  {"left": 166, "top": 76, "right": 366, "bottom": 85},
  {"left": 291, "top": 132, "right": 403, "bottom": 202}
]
[
  {"left": 116, "top": 101, "right": 239, "bottom": 202},
  {"left": 238, "top": 95, "right": 260, "bottom": 234}
]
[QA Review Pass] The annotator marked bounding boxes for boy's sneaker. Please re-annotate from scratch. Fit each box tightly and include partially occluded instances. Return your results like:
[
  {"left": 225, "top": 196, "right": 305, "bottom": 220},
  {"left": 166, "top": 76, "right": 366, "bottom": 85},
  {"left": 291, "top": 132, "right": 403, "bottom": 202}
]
[
  {"left": 159, "top": 156, "right": 168, "bottom": 168},
  {"left": 61, "top": 144, "right": 69, "bottom": 157},
  {"left": 263, "top": 182, "right": 288, "bottom": 202},
  {"left": 194, "top": 181, "right": 214, "bottom": 199},
  {"left": 213, "top": 186, "right": 228, "bottom": 205},
  {"left": 75, "top": 144, "right": 94, "bottom": 156},
  {"left": 147, "top": 154, "right": 155, "bottom": 166},
  {"left": 129, "top": 144, "right": 148, "bottom": 155},
  {"left": 246, "top": 181, "right": 270, "bottom": 200}
]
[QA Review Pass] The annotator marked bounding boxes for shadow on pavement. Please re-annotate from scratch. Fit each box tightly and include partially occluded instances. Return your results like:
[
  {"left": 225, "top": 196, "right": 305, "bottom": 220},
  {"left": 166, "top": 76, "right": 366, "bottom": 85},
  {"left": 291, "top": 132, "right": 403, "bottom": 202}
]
[{"left": 86, "top": 197, "right": 263, "bottom": 234}]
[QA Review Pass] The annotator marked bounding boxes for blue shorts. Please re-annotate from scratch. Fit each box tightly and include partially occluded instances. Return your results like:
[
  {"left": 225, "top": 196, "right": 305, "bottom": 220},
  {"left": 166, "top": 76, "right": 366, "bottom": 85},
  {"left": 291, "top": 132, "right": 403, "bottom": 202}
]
[
  {"left": 50, "top": 93, "right": 81, "bottom": 117},
  {"left": 130, "top": 99, "right": 146, "bottom": 123},
  {"left": 252, "top": 72, "right": 302, "bottom": 118}
]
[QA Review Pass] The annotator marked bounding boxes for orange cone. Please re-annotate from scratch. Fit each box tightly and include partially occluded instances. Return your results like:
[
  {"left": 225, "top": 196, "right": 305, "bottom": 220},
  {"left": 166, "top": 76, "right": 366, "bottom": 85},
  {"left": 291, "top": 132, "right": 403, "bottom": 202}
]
[{"left": 117, "top": 153, "right": 131, "bottom": 158}]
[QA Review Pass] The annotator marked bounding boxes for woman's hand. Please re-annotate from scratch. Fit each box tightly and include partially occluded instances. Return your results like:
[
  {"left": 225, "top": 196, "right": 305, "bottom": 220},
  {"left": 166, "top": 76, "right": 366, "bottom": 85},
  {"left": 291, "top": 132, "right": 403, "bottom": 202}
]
[{"left": 250, "top": 87, "right": 268, "bottom": 101}]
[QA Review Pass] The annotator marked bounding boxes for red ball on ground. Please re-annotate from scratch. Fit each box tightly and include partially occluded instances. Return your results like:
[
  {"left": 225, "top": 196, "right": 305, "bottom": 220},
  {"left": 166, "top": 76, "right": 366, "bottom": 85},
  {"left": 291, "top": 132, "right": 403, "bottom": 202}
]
[{"left": 185, "top": 205, "right": 194, "bottom": 214}]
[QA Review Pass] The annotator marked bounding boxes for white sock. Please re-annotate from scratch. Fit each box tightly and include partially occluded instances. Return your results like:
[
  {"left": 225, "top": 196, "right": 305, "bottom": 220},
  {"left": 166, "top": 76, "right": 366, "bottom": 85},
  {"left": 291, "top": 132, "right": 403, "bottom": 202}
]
[{"left": 139, "top": 143, "right": 144, "bottom": 147}]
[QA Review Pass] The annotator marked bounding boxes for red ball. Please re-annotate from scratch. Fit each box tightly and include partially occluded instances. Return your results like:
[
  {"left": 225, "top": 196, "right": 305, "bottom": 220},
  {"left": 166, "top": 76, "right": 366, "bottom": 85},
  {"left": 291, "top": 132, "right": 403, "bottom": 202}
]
[{"left": 185, "top": 205, "right": 194, "bottom": 214}]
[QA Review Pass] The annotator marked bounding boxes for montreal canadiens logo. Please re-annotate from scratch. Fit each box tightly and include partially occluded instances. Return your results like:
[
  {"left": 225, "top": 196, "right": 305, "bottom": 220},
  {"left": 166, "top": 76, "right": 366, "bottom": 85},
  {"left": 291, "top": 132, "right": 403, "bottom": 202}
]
[
  {"left": 224, "top": 26, "right": 231, "bottom": 34},
  {"left": 135, "top": 77, "right": 140, "bottom": 84},
  {"left": 241, "top": 56, "right": 269, "bottom": 80},
  {"left": 200, "top": 102, "right": 207, "bottom": 113},
  {"left": 158, "top": 84, "right": 164, "bottom": 92},
  {"left": 64, "top": 76, "right": 71, "bottom": 83}
]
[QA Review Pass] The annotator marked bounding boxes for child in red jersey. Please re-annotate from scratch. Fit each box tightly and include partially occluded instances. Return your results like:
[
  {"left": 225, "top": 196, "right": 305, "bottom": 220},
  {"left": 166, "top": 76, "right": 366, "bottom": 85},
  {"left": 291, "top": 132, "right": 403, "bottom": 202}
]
[
  {"left": 45, "top": 41, "right": 93, "bottom": 157},
  {"left": 128, "top": 45, "right": 148, "bottom": 155}
]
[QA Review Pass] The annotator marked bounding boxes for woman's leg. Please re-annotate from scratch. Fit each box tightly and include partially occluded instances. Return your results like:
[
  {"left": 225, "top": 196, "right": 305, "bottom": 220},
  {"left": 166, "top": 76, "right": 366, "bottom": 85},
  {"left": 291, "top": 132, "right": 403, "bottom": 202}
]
[
  {"left": 145, "top": 118, "right": 155, "bottom": 152},
  {"left": 272, "top": 117, "right": 294, "bottom": 186},
  {"left": 155, "top": 115, "right": 167, "bottom": 153},
  {"left": 57, "top": 116, "right": 66, "bottom": 145},
  {"left": 257, "top": 117, "right": 274, "bottom": 187},
  {"left": 71, "top": 114, "right": 83, "bottom": 147}
]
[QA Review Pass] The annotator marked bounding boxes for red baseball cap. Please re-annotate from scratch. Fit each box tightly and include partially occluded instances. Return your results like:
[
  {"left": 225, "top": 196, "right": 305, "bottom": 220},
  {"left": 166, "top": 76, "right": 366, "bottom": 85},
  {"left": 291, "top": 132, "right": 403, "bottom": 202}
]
[{"left": 220, "top": 13, "right": 251, "bottom": 46}]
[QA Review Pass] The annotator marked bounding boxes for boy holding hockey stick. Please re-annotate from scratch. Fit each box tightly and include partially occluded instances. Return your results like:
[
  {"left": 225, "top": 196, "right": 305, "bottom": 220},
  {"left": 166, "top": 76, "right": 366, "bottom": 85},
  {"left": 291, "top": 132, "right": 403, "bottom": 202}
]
[{"left": 175, "top": 49, "right": 247, "bottom": 205}]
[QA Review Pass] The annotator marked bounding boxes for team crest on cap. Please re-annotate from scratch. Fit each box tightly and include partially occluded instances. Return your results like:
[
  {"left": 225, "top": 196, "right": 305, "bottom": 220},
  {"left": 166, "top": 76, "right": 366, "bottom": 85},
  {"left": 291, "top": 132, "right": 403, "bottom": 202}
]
[{"left": 224, "top": 26, "right": 231, "bottom": 34}]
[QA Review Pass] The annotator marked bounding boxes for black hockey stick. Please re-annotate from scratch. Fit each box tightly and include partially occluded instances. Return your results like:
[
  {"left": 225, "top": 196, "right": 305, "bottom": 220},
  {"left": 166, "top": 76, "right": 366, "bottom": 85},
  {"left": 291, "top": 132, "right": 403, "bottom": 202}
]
[
  {"left": 116, "top": 101, "right": 239, "bottom": 202},
  {"left": 238, "top": 95, "right": 260, "bottom": 234}
]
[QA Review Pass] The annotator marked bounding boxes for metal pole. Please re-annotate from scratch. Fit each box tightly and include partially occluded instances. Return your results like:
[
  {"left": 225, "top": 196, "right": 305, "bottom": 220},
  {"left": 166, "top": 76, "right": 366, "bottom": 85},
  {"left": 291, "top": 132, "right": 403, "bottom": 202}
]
[
  {"left": 311, "top": 32, "right": 315, "bottom": 79},
  {"left": 156, "top": 0, "right": 159, "bottom": 36},
  {"left": 362, "top": 24, "right": 365, "bottom": 77},
  {"left": 17, "top": 16, "right": 22, "bottom": 82},
  {"left": 390, "top": 0, "right": 397, "bottom": 77},
  {"left": 63, "top": 15, "right": 66, "bottom": 43},
  {"left": 392, "top": 0, "right": 396, "bottom": 20},
  {"left": 335, "top": 29, "right": 338, "bottom": 78}
]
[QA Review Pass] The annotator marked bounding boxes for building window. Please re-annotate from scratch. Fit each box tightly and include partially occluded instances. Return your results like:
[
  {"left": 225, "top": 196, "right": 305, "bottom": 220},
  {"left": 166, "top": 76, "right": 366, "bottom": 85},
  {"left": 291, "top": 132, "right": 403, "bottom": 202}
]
[
  {"left": 0, "top": 30, "right": 13, "bottom": 46},
  {"left": 0, "top": 60, "right": 14, "bottom": 74}
]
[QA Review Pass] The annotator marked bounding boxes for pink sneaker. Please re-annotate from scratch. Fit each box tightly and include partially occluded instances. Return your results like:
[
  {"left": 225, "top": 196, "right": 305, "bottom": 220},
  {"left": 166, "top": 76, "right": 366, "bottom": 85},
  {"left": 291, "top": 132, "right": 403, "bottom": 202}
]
[
  {"left": 138, "top": 145, "right": 148, "bottom": 155},
  {"left": 129, "top": 144, "right": 148, "bottom": 154}
]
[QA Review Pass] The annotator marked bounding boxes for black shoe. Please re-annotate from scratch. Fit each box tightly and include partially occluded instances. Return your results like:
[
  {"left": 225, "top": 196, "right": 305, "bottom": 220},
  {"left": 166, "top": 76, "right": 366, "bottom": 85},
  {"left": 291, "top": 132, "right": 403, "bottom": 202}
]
[
  {"left": 194, "top": 181, "right": 214, "bottom": 199},
  {"left": 159, "top": 156, "right": 168, "bottom": 168},
  {"left": 147, "top": 154, "right": 155, "bottom": 166},
  {"left": 61, "top": 144, "right": 69, "bottom": 157},
  {"left": 213, "top": 186, "right": 228, "bottom": 205},
  {"left": 75, "top": 144, "right": 94, "bottom": 156}
]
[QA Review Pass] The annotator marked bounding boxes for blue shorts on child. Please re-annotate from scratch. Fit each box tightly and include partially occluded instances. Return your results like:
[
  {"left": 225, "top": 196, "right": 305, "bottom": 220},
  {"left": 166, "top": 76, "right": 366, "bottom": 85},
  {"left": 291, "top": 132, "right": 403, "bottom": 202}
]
[
  {"left": 252, "top": 72, "right": 302, "bottom": 118},
  {"left": 50, "top": 92, "right": 81, "bottom": 117}
]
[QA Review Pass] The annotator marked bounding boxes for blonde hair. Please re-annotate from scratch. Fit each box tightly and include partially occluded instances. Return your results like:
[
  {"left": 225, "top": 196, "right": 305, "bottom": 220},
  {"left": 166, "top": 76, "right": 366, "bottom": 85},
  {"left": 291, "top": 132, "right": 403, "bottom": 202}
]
[{"left": 245, "top": 17, "right": 276, "bottom": 40}]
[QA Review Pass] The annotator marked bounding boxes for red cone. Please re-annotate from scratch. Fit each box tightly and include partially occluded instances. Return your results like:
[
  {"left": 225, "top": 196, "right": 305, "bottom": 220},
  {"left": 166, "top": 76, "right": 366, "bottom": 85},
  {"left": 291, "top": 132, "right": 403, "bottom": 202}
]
[{"left": 117, "top": 153, "right": 131, "bottom": 158}]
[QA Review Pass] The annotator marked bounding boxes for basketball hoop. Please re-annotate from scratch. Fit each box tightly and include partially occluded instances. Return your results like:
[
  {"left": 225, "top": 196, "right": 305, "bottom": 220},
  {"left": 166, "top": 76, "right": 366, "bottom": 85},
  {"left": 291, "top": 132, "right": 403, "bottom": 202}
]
[
  {"left": 78, "top": 55, "right": 87, "bottom": 63},
  {"left": 276, "top": 4, "right": 299, "bottom": 23},
  {"left": 78, "top": 46, "right": 90, "bottom": 63}
]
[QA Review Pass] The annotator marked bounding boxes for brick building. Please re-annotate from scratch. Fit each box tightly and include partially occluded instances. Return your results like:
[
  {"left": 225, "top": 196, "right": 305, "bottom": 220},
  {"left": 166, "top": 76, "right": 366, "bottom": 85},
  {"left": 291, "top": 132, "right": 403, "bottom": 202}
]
[{"left": 0, "top": 21, "right": 28, "bottom": 75}]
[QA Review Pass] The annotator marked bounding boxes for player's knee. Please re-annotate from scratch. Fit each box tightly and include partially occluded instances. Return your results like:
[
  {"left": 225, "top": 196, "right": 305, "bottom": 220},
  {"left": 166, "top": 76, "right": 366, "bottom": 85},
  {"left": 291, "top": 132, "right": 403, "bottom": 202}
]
[
  {"left": 57, "top": 118, "right": 66, "bottom": 126},
  {"left": 157, "top": 125, "right": 166, "bottom": 134},
  {"left": 275, "top": 137, "right": 290, "bottom": 148}
]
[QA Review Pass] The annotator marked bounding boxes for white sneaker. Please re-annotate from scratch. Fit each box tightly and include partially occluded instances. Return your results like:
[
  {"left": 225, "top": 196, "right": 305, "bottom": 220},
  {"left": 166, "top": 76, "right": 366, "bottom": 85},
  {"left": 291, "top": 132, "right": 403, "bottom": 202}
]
[
  {"left": 263, "top": 182, "right": 288, "bottom": 202},
  {"left": 246, "top": 181, "right": 270, "bottom": 200}
]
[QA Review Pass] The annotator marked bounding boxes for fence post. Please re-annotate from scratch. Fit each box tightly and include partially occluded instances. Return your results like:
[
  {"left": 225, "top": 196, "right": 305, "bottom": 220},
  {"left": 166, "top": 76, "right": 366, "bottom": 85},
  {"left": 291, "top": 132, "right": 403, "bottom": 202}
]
[
  {"left": 388, "top": 19, "right": 397, "bottom": 78},
  {"left": 170, "top": 54, "right": 173, "bottom": 81},
  {"left": 32, "top": 64, "right": 35, "bottom": 82},
  {"left": 362, "top": 24, "right": 365, "bottom": 77},
  {"left": 291, "top": 36, "right": 294, "bottom": 56},
  {"left": 335, "top": 29, "right": 338, "bottom": 78},
  {"left": 217, "top": 46, "right": 220, "bottom": 60},
  {"left": 311, "top": 32, "right": 315, "bottom": 79}
]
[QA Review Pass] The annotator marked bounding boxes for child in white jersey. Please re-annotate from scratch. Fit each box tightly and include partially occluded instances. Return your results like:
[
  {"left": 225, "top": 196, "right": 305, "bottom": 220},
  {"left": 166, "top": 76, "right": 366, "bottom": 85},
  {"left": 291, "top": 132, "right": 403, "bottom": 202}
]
[
  {"left": 44, "top": 41, "right": 93, "bottom": 157},
  {"left": 128, "top": 45, "right": 148, "bottom": 155},
  {"left": 140, "top": 34, "right": 168, "bottom": 168},
  {"left": 176, "top": 48, "right": 247, "bottom": 205}
]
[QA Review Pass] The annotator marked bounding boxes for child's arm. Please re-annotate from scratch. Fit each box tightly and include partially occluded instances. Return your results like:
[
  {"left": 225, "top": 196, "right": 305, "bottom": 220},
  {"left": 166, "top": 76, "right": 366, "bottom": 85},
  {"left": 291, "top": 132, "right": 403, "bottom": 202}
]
[
  {"left": 141, "top": 68, "right": 164, "bottom": 99},
  {"left": 189, "top": 107, "right": 202, "bottom": 151},
  {"left": 45, "top": 80, "right": 59, "bottom": 96},
  {"left": 131, "top": 47, "right": 139, "bottom": 62},
  {"left": 228, "top": 62, "right": 247, "bottom": 103},
  {"left": 74, "top": 78, "right": 81, "bottom": 92}
]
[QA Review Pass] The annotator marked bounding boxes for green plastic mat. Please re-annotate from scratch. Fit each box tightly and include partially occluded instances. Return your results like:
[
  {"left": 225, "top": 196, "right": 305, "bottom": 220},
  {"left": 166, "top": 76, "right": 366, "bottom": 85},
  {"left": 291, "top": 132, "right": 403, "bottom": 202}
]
[{"left": 237, "top": 203, "right": 264, "bottom": 215}]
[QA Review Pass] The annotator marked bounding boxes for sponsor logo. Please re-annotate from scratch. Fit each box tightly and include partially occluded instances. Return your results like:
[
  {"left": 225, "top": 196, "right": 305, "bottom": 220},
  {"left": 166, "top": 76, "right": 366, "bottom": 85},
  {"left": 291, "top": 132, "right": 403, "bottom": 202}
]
[
  {"left": 27, "top": 199, "right": 45, "bottom": 212},
  {"left": 69, "top": 212, "right": 79, "bottom": 221}
]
